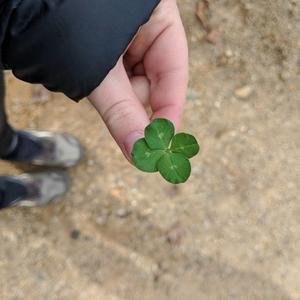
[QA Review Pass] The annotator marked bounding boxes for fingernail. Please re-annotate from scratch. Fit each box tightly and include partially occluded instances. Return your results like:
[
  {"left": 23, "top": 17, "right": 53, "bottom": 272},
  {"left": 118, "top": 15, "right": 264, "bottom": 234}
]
[{"left": 124, "top": 131, "right": 144, "bottom": 161}]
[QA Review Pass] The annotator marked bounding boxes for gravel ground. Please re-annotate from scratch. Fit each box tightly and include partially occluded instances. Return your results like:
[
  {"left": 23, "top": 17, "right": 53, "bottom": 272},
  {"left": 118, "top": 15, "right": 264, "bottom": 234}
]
[{"left": 1, "top": 0, "right": 300, "bottom": 299}]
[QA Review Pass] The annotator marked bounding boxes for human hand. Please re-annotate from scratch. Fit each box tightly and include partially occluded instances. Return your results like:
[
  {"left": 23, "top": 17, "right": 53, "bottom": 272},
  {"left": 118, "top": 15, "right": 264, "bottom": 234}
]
[{"left": 88, "top": 0, "right": 188, "bottom": 162}]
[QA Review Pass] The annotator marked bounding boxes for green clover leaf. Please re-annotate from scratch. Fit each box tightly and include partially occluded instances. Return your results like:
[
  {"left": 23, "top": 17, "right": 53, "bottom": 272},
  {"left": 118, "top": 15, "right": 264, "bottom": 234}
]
[
  {"left": 131, "top": 119, "right": 200, "bottom": 184},
  {"left": 132, "top": 139, "right": 164, "bottom": 173},
  {"left": 170, "top": 133, "right": 200, "bottom": 158},
  {"left": 145, "top": 118, "right": 174, "bottom": 150},
  {"left": 157, "top": 153, "right": 191, "bottom": 184}
]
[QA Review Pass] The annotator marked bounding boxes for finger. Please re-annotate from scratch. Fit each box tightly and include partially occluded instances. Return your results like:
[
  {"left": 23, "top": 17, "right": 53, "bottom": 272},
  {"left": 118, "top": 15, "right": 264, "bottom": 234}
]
[
  {"left": 124, "top": 3, "right": 167, "bottom": 70},
  {"left": 130, "top": 76, "right": 150, "bottom": 107},
  {"left": 133, "top": 63, "right": 145, "bottom": 76},
  {"left": 145, "top": 13, "right": 189, "bottom": 130},
  {"left": 88, "top": 59, "right": 150, "bottom": 161}
]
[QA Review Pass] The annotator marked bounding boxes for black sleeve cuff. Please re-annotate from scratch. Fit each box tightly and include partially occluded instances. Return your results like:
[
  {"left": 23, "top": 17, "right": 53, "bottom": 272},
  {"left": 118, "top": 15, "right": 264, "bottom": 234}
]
[{"left": 1, "top": 0, "right": 160, "bottom": 101}]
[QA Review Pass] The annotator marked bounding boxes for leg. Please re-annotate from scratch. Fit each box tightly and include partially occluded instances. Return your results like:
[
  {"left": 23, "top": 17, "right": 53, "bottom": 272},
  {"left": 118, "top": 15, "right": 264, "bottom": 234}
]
[
  {"left": 0, "top": 73, "right": 70, "bottom": 209},
  {"left": 0, "top": 71, "right": 27, "bottom": 208},
  {"left": 0, "top": 70, "right": 16, "bottom": 157},
  {"left": 0, "top": 72, "right": 83, "bottom": 165},
  {"left": 0, "top": 72, "right": 81, "bottom": 209},
  {"left": 0, "top": 71, "right": 42, "bottom": 160}
]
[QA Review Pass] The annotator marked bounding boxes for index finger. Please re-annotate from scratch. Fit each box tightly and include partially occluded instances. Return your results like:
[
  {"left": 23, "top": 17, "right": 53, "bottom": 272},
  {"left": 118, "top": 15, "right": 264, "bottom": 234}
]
[{"left": 144, "top": 10, "right": 188, "bottom": 130}]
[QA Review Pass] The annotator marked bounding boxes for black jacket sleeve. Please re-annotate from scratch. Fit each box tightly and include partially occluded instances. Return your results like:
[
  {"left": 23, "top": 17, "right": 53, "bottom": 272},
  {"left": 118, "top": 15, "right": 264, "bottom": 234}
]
[{"left": 0, "top": 0, "right": 160, "bottom": 101}]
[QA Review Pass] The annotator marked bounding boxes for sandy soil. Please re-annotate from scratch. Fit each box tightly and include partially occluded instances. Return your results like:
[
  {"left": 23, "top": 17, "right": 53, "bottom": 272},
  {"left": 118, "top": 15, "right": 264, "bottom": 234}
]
[{"left": 0, "top": 0, "right": 300, "bottom": 299}]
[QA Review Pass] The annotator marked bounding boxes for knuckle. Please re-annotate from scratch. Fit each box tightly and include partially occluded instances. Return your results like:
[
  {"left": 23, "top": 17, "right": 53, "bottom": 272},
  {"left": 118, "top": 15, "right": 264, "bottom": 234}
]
[{"left": 102, "top": 99, "right": 134, "bottom": 127}]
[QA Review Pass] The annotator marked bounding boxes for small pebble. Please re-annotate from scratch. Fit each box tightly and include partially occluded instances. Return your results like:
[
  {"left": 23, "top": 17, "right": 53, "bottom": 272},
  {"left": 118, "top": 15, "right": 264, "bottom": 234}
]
[
  {"left": 96, "top": 216, "right": 108, "bottom": 225},
  {"left": 166, "top": 223, "right": 184, "bottom": 246},
  {"left": 225, "top": 49, "right": 233, "bottom": 57},
  {"left": 116, "top": 208, "right": 131, "bottom": 218},
  {"left": 70, "top": 229, "right": 81, "bottom": 240},
  {"left": 235, "top": 85, "right": 253, "bottom": 99},
  {"left": 87, "top": 159, "right": 95, "bottom": 166}
]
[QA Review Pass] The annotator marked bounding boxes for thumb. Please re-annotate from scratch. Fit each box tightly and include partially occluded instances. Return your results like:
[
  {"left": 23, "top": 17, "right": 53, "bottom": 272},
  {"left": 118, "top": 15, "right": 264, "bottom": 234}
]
[{"left": 88, "top": 59, "right": 150, "bottom": 161}]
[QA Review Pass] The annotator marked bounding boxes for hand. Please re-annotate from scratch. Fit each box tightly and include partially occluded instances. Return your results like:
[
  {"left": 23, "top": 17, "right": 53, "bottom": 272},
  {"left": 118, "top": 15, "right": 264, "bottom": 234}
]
[{"left": 88, "top": 0, "right": 188, "bottom": 162}]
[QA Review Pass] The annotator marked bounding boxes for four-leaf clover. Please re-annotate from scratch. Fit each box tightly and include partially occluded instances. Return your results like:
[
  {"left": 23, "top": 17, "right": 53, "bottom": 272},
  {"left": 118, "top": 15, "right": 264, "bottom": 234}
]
[{"left": 132, "top": 119, "right": 200, "bottom": 184}]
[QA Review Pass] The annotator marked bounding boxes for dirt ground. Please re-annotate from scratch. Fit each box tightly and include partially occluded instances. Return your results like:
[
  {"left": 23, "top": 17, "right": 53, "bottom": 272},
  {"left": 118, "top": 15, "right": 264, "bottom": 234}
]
[{"left": 1, "top": 0, "right": 300, "bottom": 299}]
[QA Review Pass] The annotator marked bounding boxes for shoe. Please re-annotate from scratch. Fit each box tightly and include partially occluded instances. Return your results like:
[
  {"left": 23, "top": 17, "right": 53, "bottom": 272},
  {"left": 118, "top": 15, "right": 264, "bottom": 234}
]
[
  {"left": 5, "top": 130, "right": 84, "bottom": 167},
  {"left": 0, "top": 171, "right": 69, "bottom": 208}
]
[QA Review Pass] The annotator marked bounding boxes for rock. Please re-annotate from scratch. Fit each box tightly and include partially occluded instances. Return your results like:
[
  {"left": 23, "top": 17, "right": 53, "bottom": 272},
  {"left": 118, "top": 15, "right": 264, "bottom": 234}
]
[
  {"left": 87, "top": 159, "right": 95, "bottom": 166},
  {"left": 166, "top": 223, "right": 185, "bottom": 246},
  {"left": 235, "top": 85, "right": 253, "bottom": 99},
  {"left": 225, "top": 49, "right": 233, "bottom": 57},
  {"left": 115, "top": 208, "right": 131, "bottom": 218},
  {"left": 70, "top": 229, "right": 81, "bottom": 240},
  {"left": 96, "top": 215, "right": 108, "bottom": 225}
]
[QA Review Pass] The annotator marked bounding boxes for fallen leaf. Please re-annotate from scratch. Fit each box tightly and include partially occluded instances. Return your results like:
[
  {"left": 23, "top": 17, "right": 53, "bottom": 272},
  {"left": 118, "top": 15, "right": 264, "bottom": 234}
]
[
  {"left": 206, "top": 28, "right": 221, "bottom": 44},
  {"left": 196, "top": 1, "right": 210, "bottom": 31},
  {"left": 196, "top": 0, "right": 220, "bottom": 44}
]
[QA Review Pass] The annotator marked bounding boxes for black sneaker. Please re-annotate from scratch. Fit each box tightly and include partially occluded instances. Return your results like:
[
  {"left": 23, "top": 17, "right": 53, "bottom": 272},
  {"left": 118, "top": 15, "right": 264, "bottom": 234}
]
[
  {"left": 4, "top": 130, "right": 84, "bottom": 167},
  {"left": 0, "top": 171, "right": 69, "bottom": 208}
]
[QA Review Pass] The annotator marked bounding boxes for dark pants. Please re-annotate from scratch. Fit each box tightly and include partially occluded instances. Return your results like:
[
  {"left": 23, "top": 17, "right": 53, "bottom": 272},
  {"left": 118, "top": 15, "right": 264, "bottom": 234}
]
[
  {"left": 0, "top": 71, "right": 25, "bottom": 209},
  {"left": 0, "top": 71, "right": 15, "bottom": 157}
]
